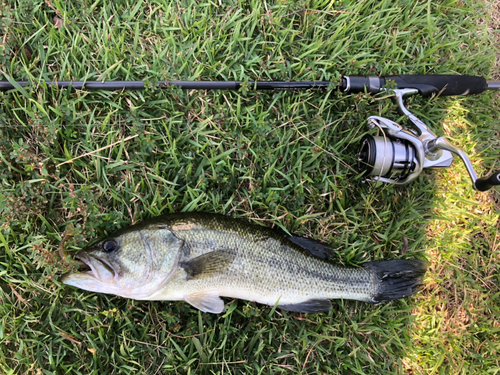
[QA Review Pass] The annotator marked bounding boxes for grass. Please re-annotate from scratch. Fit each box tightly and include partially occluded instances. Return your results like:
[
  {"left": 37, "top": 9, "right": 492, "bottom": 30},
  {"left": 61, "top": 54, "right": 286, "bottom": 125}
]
[{"left": 0, "top": 0, "right": 499, "bottom": 373}]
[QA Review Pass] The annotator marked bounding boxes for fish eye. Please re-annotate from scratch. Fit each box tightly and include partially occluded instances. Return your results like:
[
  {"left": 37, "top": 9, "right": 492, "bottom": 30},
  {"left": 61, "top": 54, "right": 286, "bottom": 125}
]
[{"left": 102, "top": 240, "right": 117, "bottom": 253}]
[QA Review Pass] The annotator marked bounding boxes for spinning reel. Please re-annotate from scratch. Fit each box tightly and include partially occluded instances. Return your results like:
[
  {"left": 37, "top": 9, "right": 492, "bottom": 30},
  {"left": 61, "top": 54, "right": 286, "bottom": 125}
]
[{"left": 358, "top": 89, "right": 500, "bottom": 191}]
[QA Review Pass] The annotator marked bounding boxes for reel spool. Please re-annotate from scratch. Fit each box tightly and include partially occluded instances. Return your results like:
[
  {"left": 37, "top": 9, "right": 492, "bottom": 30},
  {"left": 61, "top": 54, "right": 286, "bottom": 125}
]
[{"left": 358, "top": 135, "right": 417, "bottom": 181}]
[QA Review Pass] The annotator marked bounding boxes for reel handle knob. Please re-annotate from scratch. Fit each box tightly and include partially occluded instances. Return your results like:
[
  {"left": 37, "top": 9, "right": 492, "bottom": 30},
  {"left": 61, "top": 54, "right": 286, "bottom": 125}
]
[{"left": 474, "top": 171, "right": 500, "bottom": 192}]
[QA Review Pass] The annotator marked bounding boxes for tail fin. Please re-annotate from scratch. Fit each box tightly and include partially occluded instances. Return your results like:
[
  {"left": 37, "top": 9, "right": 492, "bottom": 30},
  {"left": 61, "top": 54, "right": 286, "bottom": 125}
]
[{"left": 362, "top": 259, "right": 428, "bottom": 303}]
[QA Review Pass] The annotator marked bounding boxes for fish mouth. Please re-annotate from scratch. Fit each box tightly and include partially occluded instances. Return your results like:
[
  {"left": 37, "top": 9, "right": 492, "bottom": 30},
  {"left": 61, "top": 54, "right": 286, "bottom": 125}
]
[
  {"left": 77, "top": 251, "right": 117, "bottom": 281},
  {"left": 61, "top": 251, "right": 117, "bottom": 286}
]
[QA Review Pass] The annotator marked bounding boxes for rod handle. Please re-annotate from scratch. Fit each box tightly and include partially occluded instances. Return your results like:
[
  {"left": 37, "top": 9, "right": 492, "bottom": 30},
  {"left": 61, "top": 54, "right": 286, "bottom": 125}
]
[
  {"left": 347, "top": 75, "right": 488, "bottom": 97},
  {"left": 474, "top": 170, "right": 500, "bottom": 192}
]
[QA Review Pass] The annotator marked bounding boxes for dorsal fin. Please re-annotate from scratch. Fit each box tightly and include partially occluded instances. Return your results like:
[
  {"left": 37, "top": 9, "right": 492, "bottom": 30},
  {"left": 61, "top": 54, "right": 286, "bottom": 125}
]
[{"left": 286, "top": 235, "right": 336, "bottom": 260}]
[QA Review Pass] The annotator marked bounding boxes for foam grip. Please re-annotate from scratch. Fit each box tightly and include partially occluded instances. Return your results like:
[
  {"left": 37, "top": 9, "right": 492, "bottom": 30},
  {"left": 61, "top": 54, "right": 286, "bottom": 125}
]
[
  {"left": 384, "top": 75, "right": 488, "bottom": 97},
  {"left": 346, "top": 75, "right": 488, "bottom": 97}
]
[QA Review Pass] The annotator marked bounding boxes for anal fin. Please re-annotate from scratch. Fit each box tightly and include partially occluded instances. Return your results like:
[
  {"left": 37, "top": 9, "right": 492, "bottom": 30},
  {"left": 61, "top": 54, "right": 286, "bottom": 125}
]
[
  {"left": 279, "top": 299, "right": 332, "bottom": 313},
  {"left": 185, "top": 292, "right": 225, "bottom": 314}
]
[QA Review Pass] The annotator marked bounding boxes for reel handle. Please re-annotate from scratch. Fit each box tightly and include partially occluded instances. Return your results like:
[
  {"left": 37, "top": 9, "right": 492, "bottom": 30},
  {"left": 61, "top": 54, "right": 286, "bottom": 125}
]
[
  {"left": 427, "top": 137, "right": 500, "bottom": 192},
  {"left": 475, "top": 171, "right": 500, "bottom": 192}
]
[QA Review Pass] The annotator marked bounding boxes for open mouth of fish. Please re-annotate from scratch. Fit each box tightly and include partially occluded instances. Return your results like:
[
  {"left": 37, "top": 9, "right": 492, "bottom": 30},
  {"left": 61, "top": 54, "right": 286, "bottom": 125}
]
[{"left": 69, "top": 251, "right": 117, "bottom": 283}]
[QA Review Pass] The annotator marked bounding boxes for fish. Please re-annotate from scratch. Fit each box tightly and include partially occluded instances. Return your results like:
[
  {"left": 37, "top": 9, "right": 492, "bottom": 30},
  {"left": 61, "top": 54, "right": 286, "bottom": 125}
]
[{"left": 61, "top": 212, "right": 428, "bottom": 314}]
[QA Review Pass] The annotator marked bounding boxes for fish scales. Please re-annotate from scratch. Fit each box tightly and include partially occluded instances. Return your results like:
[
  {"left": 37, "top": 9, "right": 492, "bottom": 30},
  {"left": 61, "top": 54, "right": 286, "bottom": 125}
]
[
  {"left": 62, "top": 213, "right": 428, "bottom": 313},
  {"left": 160, "top": 213, "right": 376, "bottom": 304},
  {"left": 172, "top": 223, "right": 374, "bottom": 303}
]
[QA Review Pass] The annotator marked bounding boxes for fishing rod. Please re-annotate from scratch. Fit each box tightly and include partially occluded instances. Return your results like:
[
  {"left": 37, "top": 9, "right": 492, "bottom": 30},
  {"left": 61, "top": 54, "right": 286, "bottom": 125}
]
[
  {"left": 2, "top": 74, "right": 500, "bottom": 191},
  {"left": 1, "top": 74, "right": 498, "bottom": 95}
]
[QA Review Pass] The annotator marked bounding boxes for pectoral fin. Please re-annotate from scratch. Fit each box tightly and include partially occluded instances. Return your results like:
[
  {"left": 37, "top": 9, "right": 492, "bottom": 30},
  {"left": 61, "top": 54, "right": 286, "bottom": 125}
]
[
  {"left": 185, "top": 292, "right": 225, "bottom": 313},
  {"left": 180, "top": 249, "right": 236, "bottom": 280}
]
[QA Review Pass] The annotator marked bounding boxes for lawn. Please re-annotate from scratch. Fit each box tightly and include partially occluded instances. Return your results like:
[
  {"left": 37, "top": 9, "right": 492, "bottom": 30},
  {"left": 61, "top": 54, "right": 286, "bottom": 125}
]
[{"left": 0, "top": 0, "right": 499, "bottom": 374}]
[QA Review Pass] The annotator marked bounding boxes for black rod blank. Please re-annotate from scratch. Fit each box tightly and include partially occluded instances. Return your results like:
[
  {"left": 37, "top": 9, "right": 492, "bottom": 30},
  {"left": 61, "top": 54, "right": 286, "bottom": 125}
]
[
  {"left": 1, "top": 75, "right": 499, "bottom": 96},
  {"left": 0, "top": 80, "right": 333, "bottom": 91}
]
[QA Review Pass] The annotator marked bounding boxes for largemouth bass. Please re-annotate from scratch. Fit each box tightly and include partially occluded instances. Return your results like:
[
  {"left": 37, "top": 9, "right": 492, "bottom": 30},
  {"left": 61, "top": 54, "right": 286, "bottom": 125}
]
[{"left": 62, "top": 213, "right": 427, "bottom": 313}]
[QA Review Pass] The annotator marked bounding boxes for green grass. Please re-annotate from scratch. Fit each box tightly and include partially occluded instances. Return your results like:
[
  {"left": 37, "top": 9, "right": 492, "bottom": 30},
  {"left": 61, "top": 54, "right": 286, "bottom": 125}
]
[{"left": 0, "top": 0, "right": 499, "bottom": 373}]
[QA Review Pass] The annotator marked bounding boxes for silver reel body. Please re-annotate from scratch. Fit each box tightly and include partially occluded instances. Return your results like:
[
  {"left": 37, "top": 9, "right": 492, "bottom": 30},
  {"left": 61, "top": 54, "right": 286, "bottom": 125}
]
[{"left": 358, "top": 89, "right": 500, "bottom": 191}]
